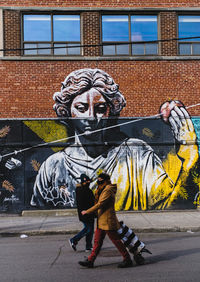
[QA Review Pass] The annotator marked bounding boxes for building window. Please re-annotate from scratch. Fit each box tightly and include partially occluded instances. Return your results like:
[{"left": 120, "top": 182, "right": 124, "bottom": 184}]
[
  {"left": 23, "top": 14, "right": 81, "bottom": 55},
  {"left": 102, "top": 15, "right": 158, "bottom": 56},
  {"left": 178, "top": 15, "right": 200, "bottom": 55}
]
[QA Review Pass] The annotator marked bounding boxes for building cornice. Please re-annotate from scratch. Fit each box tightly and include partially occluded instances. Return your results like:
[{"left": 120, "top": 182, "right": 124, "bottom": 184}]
[
  {"left": 1, "top": 6, "right": 200, "bottom": 12},
  {"left": 1, "top": 55, "right": 200, "bottom": 61}
]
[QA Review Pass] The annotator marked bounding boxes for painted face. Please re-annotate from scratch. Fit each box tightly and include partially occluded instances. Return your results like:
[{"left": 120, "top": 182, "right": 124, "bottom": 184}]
[{"left": 70, "top": 88, "right": 110, "bottom": 136}]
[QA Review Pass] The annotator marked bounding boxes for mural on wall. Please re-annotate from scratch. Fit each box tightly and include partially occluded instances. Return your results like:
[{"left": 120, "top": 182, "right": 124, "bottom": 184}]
[
  {"left": 28, "top": 68, "right": 200, "bottom": 211},
  {"left": 0, "top": 68, "right": 200, "bottom": 213}
]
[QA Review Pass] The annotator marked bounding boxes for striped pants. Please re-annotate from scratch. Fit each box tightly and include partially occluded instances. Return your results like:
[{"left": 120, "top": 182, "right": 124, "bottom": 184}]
[{"left": 117, "top": 221, "right": 145, "bottom": 254}]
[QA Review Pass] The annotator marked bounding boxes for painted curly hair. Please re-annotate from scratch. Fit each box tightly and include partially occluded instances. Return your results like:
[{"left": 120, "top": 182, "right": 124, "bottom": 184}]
[{"left": 53, "top": 68, "right": 126, "bottom": 117}]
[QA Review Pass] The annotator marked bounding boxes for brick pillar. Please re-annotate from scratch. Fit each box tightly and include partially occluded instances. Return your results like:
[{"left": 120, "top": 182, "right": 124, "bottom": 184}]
[
  {"left": 82, "top": 12, "right": 100, "bottom": 56},
  {"left": 4, "top": 10, "right": 21, "bottom": 56},
  {"left": 0, "top": 9, "right": 3, "bottom": 57},
  {"left": 160, "top": 12, "right": 177, "bottom": 56}
]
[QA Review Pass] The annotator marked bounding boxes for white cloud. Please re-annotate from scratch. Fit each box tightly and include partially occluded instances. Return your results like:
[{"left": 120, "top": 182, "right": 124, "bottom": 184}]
[
  {"left": 53, "top": 16, "right": 80, "bottom": 21},
  {"left": 179, "top": 17, "right": 200, "bottom": 23},
  {"left": 103, "top": 17, "right": 128, "bottom": 22},
  {"left": 24, "top": 15, "right": 51, "bottom": 21},
  {"left": 132, "top": 17, "right": 157, "bottom": 22},
  {"left": 25, "top": 15, "right": 79, "bottom": 21}
]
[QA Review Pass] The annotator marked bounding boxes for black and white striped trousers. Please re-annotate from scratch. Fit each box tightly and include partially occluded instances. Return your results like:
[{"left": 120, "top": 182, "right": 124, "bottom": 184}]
[{"left": 117, "top": 221, "right": 145, "bottom": 254}]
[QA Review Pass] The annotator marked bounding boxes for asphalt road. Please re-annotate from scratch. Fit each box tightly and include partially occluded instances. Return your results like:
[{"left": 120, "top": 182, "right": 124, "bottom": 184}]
[{"left": 1, "top": 232, "right": 200, "bottom": 282}]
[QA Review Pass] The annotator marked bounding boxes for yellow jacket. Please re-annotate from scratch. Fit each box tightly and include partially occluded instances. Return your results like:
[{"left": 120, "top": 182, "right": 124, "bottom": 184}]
[{"left": 85, "top": 184, "right": 120, "bottom": 231}]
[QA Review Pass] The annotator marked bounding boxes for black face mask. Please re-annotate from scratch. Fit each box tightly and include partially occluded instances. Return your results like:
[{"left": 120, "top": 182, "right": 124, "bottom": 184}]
[
  {"left": 82, "top": 182, "right": 90, "bottom": 187},
  {"left": 97, "top": 179, "right": 105, "bottom": 185}
]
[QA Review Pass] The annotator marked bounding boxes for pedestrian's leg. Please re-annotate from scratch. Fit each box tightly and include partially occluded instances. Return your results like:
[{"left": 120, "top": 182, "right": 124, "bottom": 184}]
[
  {"left": 79, "top": 228, "right": 105, "bottom": 268},
  {"left": 70, "top": 222, "right": 89, "bottom": 245},
  {"left": 87, "top": 228, "right": 106, "bottom": 263},
  {"left": 117, "top": 221, "right": 151, "bottom": 265},
  {"left": 85, "top": 221, "right": 94, "bottom": 250},
  {"left": 106, "top": 231, "right": 132, "bottom": 262}
]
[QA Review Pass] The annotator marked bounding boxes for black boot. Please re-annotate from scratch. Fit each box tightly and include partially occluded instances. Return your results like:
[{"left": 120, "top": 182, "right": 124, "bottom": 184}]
[
  {"left": 118, "top": 259, "right": 133, "bottom": 268},
  {"left": 134, "top": 253, "right": 145, "bottom": 265},
  {"left": 134, "top": 247, "right": 152, "bottom": 265},
  {"left": 79, "top": 259, "right": 94, "bottom": 268},
  {"left": 141, "top": 247, "right": 152, "bottom": 255}
]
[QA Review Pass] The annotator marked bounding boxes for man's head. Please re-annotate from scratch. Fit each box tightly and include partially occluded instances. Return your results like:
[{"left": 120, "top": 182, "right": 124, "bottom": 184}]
[
  {"left": 80, "top": 173, "right": 91, "bottom": 186},
  {"left": 97, "top": 172, "right": 110, "bottom": 185}
]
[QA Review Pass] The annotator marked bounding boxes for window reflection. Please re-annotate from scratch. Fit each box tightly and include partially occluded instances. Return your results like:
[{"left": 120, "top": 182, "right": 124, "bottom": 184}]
[
  {"left": 102, "top": 15, "right": 129, "bottom": 42},
  {"left": 132, "top": 44, "right": 145, "bottom": 55},
  {"left": 54, "top": 44, "right": 81, "bottom": 55},
  {"left": 23, "top": 14, "right": 81, "bottom": 56},
  {"left": 179, "top": 44, "right": 191, "bottom": 55},
  {"left": 54, "top": 44, "right": 67, "bottom": 55},
  {"left": 146, "top": 43, "right": 157, "bottom": 55},
  {"left": 68, "top": 44, "right": 81, "bottom": 55},
  {"left": 193, "top": 43, "right": 200, "bottom": 55},
  {"left": 24, "top": 15, "right": 51, "bottom": 41},
  {"left": 179, "top": 16, "right": 200, "bottom": 42},
  {"left": 53, "top": 15, "right": 80, "bottom": 41},
  {"left": 179, "top": 16, "right": 200, "bottom": 55},
  {"left": 131, "top": 15, "right": 157, "bottom": 41},
  {"left": 116, "top": 44, "right": 129, "bottom": 55},
  {"left": 24, "top": 43, "right": 37, "bottom": 55},
  {"left": 103, "top": 45, "right": 115, "bottom": 55},
  {"left": 102, "top": 15, "right": 158, "bottom": 56},
  {"left": 38, "top": 44, "right": 51, "bottom": 55}
]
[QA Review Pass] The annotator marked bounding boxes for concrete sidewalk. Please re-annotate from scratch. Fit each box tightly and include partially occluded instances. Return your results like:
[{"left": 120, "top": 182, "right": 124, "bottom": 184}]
[{"left": 0, "top": 209, "right": 200, "bottom": 236}]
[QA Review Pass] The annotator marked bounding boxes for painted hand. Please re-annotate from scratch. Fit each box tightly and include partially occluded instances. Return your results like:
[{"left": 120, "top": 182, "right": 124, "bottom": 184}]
[
  {"left": 160, "top": 100, "right": 198, "bottom": 169},
  {"left": 160, "top": 100, "right": 196, "bottom": 144}
]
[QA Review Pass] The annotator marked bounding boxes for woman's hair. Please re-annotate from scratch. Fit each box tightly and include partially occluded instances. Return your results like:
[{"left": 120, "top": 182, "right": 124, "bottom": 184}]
[{"left": 53, "top": 68, "right": 126, "bottom": 117}]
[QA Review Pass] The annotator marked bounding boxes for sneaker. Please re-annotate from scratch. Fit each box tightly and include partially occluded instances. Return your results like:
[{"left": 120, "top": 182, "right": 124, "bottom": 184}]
[
  {"left": 117, "top": 259, "right": 133, "bottom": 268},
  {"left": 85, "top": 248, "right": 92, "bottom": 252},
  {"left": 79, "top": 259, "right": 94, "bottom": 268},
  {"left": 69, "top": 239, "right": 77, "bottom": 251},
  {"left": 134, "top": 253, "right": 145, "bottom": 265}
]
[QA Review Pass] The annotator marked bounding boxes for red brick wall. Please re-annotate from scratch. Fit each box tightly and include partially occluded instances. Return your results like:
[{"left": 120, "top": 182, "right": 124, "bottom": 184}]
[
  {"left": 160, "top": 12, "right": 177, "bottom": 56},
  {"left": 1, "top": 2, "right": 200, "bottom": 118},
  {"left": 0, "top": 60, "right": 200, "bottom": 118},
  {"left": 82, "top": 12, "right": 100, "bottom": 56},
  {"left": 0, "top": 0, "right": 200, "bottom": 8},
  {"left": 3, "top": 10, "right": 21, "bottom": 56}
]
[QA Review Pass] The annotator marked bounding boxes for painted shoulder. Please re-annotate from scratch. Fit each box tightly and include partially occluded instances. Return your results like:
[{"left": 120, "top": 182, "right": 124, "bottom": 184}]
[{"left": 42, "top": 150, "right": 66, "bottom": 166}]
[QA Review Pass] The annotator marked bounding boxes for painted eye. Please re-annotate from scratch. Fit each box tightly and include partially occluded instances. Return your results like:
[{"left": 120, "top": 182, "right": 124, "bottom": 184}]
[
  {"left": 95, "top": 103, "right": 107, "bottom": 114},
  {"left": 75, "top": 104, "right": 88, "bottom": 113}
]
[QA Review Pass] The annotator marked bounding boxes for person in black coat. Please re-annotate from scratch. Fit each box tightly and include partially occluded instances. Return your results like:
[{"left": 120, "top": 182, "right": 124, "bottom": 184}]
[{"left": 69, "top": 174, "right": 95, "bottom": 252}]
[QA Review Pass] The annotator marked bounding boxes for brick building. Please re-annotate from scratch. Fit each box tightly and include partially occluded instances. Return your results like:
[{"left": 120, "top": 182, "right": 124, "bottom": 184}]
[
  {"left": 0, "top": 0, "right": 200, "bottom": 118},
  {"left": 0, "top": 1, "right": 200, "bottom": 213}
]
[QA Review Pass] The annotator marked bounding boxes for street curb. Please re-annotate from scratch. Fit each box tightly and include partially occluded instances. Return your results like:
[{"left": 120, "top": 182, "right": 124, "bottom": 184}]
[
  {"left": 0, "top": 230, "right": 76, "bottom": 237},
  {"left": 21, "top": 209, "right": 200, "bottom": 217},
  {"left": 1, "top": 226, "right": 200, "bottom": 237},
  {"left": 21, "top": 209, "right": 78, "bottom": 217}
]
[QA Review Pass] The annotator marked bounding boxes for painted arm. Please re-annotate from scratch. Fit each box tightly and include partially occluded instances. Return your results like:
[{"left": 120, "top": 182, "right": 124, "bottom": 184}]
[
  {"left": 160, "top": 101, "right": 198, "bottom": 170},
  {"left": 152, "top": 101, "right": 199, "bottom": 208}
]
